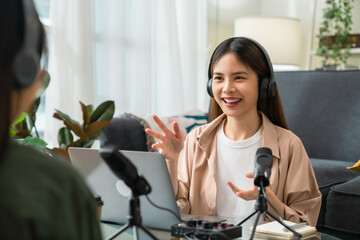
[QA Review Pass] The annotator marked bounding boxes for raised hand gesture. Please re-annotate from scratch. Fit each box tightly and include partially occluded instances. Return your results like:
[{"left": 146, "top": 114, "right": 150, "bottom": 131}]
[{"left": 145, "top": 115, "right": 185, "bottom": 161}]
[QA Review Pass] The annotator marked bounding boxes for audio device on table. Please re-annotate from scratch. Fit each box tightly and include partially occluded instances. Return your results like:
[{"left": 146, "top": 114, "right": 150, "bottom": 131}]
[{"left": 171, "top": 219, "right": 242, "bottom": 240}]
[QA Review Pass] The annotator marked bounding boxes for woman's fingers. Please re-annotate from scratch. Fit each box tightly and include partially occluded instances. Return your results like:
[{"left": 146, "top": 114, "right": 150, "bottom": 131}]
[
  {"left": 246, "top": 172, "right": 254, "bottom": 178},
  {"left": 151, "top": 142, "right": 163, "bottom": 150},
  {"left": 152, "top": 115, "right": 172, "bottom": 134},
  {"left": 236, "top": 186, "right": 257, "bottom": 200},
  {"left": 172, "top": 121, "right": 184, "bottom": 140},
  {"left": 145, "top": 128, "right": 164, "bottom": 140},
  {"left": 227, "top": 181, "right": 241, "bottom": 193}
]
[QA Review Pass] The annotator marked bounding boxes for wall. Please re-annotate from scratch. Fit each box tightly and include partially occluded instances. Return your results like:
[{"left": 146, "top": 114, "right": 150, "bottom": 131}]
[{"left": 207, "top": 0, "right": 360, "bottom": 70}]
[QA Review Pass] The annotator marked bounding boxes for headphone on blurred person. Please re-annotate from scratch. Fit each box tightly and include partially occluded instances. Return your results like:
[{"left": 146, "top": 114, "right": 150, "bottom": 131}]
[
  {"left": 207, "top": 37, "right": 277, "bottom": 100},
  {"left": 12, "top": 0, "right": 41, "bottom": 90}
]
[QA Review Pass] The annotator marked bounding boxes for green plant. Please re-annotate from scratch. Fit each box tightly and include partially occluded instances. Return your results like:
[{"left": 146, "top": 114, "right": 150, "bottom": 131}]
[
  {"left": 52, "top": 100, "right": 115, "bottom": 158},
  {"left": 316, "top": 0, "right": 354, "bottom": 68}
]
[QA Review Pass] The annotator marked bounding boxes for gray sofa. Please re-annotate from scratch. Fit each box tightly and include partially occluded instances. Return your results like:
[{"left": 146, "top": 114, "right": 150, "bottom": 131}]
[
  {"left": 101, "top": 70, "right": 360, "bottom": 239},
  {"left": 275, "top": 70, "right": 360, "bottom": 239}
]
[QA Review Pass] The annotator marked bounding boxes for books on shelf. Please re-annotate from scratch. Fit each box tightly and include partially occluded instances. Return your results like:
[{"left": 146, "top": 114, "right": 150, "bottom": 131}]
[{"left": 250, "top": 220, "right": 317, "bottom": 239}]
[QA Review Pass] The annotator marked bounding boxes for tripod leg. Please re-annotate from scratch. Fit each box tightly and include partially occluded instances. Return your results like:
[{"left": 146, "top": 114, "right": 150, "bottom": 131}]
[
  {"left": 138, "top": 225, "right": 158, "bottom": 240},
  {"left": 133, "top": 226, "right": 139, "bottom": 240},
  {"left": 266, "top": 211, "right": 302, "bottom": 240},
  {"left": 249, "top": 211, "right": 262, "bottom": 240},
  {"left": 237, "top": 210, "right": 258, "bottom": 226},
  {"left": 106, "top": 223, "right": 130, "bottom": 240}
]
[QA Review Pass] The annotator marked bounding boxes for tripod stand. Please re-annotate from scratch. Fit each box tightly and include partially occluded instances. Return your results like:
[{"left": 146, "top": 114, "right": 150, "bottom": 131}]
[
  {"left": 237, "top": 184, "right": 302, "bottom": 240},
  {"left": 106, "top": 193, "right": 157, "bottom": 240},
  {"left": 99, "top": 147, "right": 158, "bottom": 240}
]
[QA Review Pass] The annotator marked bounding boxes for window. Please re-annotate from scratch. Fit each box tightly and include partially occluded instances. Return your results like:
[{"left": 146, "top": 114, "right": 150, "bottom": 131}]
[{"left": 34, "top": 0, "right": 51, "bottom": 139}]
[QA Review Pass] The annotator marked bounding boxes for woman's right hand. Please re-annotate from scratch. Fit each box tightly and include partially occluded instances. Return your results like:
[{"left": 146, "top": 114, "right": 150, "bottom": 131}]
[{"left": 145, "top": 115, "right": 185, "bottom": 161}]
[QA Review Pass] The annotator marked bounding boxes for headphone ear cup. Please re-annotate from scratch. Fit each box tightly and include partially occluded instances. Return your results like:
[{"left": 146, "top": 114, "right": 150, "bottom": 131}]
[
  {"left": 258, "top": 76, "right": 269, "bottom": 100},
  {"left": 268, "top": 80, "right": 277, "bottom": 98},
  {"left": 207, "top": 78, "right": 214, "bottom": 98},
  {"left": 259, "top": 76, "right": 277, "bottom": 100},
  {"left": 13, "top": 51, "right": 39, "bottom": 90}
]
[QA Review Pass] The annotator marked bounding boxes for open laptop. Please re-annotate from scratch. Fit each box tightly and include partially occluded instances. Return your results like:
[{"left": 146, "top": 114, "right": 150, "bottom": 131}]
[{"left": 68, "top": 147, "right": 181, "bottom": 230}]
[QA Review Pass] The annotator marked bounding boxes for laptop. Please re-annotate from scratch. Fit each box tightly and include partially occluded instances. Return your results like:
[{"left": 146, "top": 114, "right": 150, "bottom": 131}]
[{"left": 68, "top": 147, "right": 181, "bottom": 230}]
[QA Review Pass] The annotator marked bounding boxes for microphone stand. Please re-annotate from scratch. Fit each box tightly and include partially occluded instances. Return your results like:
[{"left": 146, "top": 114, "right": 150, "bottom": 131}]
[
  {"left": 105, "top": 189, "right": 157, "bottom": 240},
  {"left": 236, "top": 182, "right": 302, "bottom": 240}
]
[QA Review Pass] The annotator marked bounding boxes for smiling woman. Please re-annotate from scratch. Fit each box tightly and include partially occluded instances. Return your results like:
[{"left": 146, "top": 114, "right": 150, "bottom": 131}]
[{"left": 146, "top": 37, "right": 322, "bottom": 228}]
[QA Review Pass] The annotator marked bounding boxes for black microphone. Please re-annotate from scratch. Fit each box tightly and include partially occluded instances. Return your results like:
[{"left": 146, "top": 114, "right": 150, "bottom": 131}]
[
  {"left": 254, "top": 147, "right": 273, "bottom": 187},
  {"left": 100, "top": 145, "right": 151, "bottom": 196}
]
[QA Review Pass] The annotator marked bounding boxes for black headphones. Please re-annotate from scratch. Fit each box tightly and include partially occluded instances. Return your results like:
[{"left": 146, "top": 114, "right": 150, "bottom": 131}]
[
  {"left": 207, "top": 37, "right": 277, "bottom": 100},
  {"left": 12, "top": 0, "right": 41, "bottom": 90}
]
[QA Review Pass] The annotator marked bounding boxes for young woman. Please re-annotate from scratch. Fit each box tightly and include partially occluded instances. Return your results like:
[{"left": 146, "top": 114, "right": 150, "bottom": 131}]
[
  {"left": 0, "top": 1, "right": 101, "bottom": 239},
  {"left": 146, "top": 37, "right": 321, "bottom": 226}
]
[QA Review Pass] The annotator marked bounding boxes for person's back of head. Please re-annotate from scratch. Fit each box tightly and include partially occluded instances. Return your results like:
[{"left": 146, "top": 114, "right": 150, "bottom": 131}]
[{"left": 0, "top": 0, "right": 46, "bottom": 162}]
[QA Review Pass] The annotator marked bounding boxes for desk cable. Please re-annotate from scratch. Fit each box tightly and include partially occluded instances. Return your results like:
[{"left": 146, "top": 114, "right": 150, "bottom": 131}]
[{"left": 145, "top": 195, "right": 182, "bottom": 222}]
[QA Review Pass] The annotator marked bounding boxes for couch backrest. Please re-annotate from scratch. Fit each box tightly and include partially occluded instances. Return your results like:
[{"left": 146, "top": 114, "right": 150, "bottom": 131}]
[{"left": 275, "top": 70, "right": 360, "bottom": 162}]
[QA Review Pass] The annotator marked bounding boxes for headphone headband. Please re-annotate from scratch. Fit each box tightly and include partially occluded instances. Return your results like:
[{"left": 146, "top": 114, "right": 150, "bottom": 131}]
[{"left": 207, "top": 37, "right": 277, "bottom": 99}]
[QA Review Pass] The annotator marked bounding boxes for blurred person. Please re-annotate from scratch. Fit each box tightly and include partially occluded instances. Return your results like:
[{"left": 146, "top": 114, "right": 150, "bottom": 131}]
[{"left": 0, "top": 0, "right": 102, "bottom": 239}]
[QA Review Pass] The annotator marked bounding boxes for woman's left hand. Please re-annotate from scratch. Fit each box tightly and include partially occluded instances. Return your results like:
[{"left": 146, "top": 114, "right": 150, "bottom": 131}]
[{"left": 227, "top": 172, "right": 258, "bottom": 201}]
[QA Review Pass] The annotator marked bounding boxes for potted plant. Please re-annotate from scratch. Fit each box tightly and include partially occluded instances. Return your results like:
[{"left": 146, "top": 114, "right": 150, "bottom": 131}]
[
  {"left": 316, "top": 0, "right": 354, "bottom": 70},
  {"left": 11, "top": 73, "right": 115, "bottom": 160},
  {"left": 52, "top": 100, "right": 115, "bottom": 159}
]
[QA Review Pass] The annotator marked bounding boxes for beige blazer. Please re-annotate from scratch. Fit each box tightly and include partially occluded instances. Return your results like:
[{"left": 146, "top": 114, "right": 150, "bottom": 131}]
[{"left": 166, "top": 112, "right": 321, "bottom": 226}]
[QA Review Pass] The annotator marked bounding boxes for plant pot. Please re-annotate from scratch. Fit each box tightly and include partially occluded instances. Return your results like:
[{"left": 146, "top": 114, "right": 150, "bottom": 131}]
[
  {"left": 322, "top": 65, "right": 338, "bottom": 71},
  {"left": 322, "top": 34, "right": 360, "bottom": 49}
]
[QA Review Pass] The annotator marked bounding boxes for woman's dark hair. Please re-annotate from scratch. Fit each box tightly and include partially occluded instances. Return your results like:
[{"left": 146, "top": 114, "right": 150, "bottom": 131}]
[
  {"left": 0, "top": 0, "right": 46, "bottom": 162},
  {"left": 208, "top": 37, "right": 288, "bottom": 129}
]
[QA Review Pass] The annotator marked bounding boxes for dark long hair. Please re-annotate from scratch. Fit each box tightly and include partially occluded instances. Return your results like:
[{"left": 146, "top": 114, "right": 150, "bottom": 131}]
[
  {"left": 0, "top": 0, "right": 46, "bottom": 162},
  {"left": 208, "top": 37, "right": 288, "bottom": 129}
]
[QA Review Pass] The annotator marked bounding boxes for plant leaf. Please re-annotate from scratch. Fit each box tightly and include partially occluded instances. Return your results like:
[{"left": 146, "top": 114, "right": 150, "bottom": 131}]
[
  {"left": 28, "top": 97, "right": 41, "bottom": 117},
  {"left": 53, "top": 109, "right": 80, "bottom": 126},
  {"left": 13, "top": 112, "right": 26, "bottom": 126},
  {"left": 16, "top": 136, "right": 48, "bottom": 150},
  {"left": 9, "top": 128, "right": 16, "bottom": 137},
  {"left": 15, "top": 130, "right": 31, "bottom": 138},
  {"left": 25, "top": 113, "right": 34, "bottom": 132},
  {"left": 51, "top": 148, "right": 70, "bottom": 160},
  {"left": 85, "top": 121, "right": 111, "bottom": 137},
  {"left": 57, "top": 127, "right": 74, "bottom": 148},
  {"left": 87, "top": 104, "right": 94, "bottom": 116},
  {"left": 82, "top": 139, "right": 95, "bottom": 148},
  {"left": 67, "top": 140, "right": 81, "bottom": 148},
  {"left": 63, "top": 120, "right": 87, "bottom": 139},
  {"left": 80, "top": 101, "right": 90, "bottom": 126},
  {"left": 90, "top": 101, "right": 115, "bottom": 123},
  {"left": 35, "top": 70, "right": 51, "bottom": 99}
]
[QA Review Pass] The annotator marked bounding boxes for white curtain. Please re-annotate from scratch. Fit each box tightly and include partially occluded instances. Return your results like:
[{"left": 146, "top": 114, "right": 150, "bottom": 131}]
[
  {"left": 44, "top": 0, "right": 207, "bottom": 147},
  {"left": 45, "top": 0, "right": 96, "bottom": 147},
  {"left": 95, "top": 0, "right": 208, "bottom": 116}
]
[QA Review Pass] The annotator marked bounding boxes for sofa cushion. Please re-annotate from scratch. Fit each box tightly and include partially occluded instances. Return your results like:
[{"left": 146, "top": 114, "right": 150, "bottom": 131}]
[
  {"left": 310, "top": 158, "right": 360, "bottom": 226},
  {"left": 325, "top": 176, "right": 360, "bottom": 235},
  {"left": 310, "top": 158, "right": 360, "bottom": 189}
]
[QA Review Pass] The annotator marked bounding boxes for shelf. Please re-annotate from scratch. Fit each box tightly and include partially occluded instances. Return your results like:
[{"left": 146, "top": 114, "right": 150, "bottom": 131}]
[{"left": 311, "top": 48, "right": 360, "bottom": 55}]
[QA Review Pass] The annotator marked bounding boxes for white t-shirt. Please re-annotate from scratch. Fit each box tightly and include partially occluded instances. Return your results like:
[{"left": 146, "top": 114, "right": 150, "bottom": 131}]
[{"left": 216, "top": 121, "right": 262, "bottom": 221}]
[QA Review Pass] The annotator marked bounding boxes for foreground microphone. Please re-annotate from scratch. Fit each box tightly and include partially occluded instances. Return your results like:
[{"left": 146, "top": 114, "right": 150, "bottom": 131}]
[
  {"left": 254, "top": 147, "right": 273, "bottom": 187},
  {"left": 100, "top": 145, "right": 151, "bottom": 196}
]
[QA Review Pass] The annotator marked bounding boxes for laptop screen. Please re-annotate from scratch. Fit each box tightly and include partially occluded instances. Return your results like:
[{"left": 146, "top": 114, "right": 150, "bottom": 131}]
[{"left": 68, "top": 147, "right": 181, "bottom": 230}]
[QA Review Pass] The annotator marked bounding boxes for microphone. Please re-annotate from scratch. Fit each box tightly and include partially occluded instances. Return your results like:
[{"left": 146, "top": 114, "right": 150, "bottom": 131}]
[
  {"left": 100, "top": 145, "right": 151, "bottom": 196},
  {"left": 254, "top": 147, "right": 273, "bottom": 187}
]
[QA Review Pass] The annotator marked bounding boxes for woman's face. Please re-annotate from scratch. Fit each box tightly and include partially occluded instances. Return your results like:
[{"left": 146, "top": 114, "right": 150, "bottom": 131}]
[{"left": 212, "top": 52, "right": 259, "bottom": 119}]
